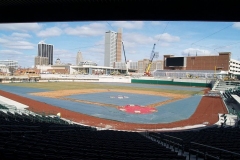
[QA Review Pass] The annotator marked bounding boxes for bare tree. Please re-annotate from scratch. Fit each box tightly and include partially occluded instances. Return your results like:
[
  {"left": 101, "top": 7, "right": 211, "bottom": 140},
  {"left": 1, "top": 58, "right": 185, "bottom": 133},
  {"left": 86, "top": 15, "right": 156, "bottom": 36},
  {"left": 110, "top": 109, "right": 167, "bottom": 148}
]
[{"left": 9, "top": 66, "right": 16, "bottom": 76}]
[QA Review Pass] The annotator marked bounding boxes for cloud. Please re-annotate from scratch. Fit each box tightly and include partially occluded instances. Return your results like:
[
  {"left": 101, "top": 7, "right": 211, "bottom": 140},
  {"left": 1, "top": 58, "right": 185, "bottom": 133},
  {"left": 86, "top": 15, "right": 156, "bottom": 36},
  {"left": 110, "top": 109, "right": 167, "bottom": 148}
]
[
  {"left": 54, "top": 49, "right": 73, "bottom": 56},
  {"left": 0, "top": 23, "right": 42, "bottom": 32},
  {"left": 64, "top": 23, "right": 107, "bottom": 36},
  {"left": 36, "top": 27, "right": 62, "bottom": 37},
  {"left": 154, "top": 33, "right": 180, "bottom": 42},
  {"left": 0, "top": 37, "right": 9, "bottom": 44},
  {"left": 122, "top": 32, "right": 180, "bottom": 57},
  {"left": 123, "top": 32, "right": 180, "bottom": 50},
  {"left": 111, "top": 21, "right": 144, "bottom": 29},
  {"left": 0, "top": 50, "right": 22, "bottom": 55},
  {"left": 39, "top": 40, "right": 46, "bottom": 44},
  {"left": 159, "top": 42, "right": 170, "bottom": 47},
  {"left": 53, "top": 49, "right": 76, "bottom": 64},
  {"left": 5, "top": 41, "right": 35, "bottom": 50},
  {"left": 11, "top": 32, "right": 32, "bottom": 38},
  {"left": 151, "top": 21, "right": 163, "bottom": 26},
  {"left": 124, "top": 33, "right": 155, "bottom": 45},
  {"left": 233, "top": 22, "right": 240, "bottom": 29},
  {"left": 87, "top": 47, "right": 104, "bottom": 54},
  {"left": 181, "top": 48, "right": 216, "bottom": 56},
  {"left": 56, "top": 22, "right": 69, "bottom": 28},
  {"left": 0, "top": 37, "right": 35, "bottom": 50}
]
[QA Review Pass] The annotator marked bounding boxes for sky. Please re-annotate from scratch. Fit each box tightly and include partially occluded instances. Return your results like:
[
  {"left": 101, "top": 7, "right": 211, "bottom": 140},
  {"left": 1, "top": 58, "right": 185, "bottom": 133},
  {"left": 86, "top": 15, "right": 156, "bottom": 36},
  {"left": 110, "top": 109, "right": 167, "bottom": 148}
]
[{"left": 0, "top": 21, "right": 240, "bottom": 67}]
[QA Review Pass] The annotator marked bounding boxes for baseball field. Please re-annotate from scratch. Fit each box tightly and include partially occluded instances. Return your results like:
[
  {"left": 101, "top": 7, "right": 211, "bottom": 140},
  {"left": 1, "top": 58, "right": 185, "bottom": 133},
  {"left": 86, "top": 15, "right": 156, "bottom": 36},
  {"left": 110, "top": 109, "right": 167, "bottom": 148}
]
[{"left": 0, "top": 82, "right": 228, "bottom": 131}]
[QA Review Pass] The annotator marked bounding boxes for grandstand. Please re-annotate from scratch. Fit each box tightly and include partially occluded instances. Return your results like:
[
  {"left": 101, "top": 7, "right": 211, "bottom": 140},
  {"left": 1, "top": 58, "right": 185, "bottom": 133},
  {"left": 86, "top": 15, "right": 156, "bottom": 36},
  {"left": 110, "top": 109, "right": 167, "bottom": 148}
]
[
  {"left": 211, "top": 79, "right": 240, "bottom": 118},
  {"left": 0, "top": 106, "right": 187, "bottom": 160},
  {"left": 147, "top": 126, "right": 240, "bottom": 159},
  {"left": 153, "top": 70, "right": 221, "bottom": 79}
]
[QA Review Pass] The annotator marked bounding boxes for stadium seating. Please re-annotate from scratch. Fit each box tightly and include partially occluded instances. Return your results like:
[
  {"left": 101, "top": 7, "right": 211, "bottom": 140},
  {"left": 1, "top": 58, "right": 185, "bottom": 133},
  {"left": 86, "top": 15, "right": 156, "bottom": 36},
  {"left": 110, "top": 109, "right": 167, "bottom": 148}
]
[
  {"left": 148, "top": 126, "right": 240, "bottom": 159},
  {"left": 0, "top": 110, "right": 186, "bottom": 160}
]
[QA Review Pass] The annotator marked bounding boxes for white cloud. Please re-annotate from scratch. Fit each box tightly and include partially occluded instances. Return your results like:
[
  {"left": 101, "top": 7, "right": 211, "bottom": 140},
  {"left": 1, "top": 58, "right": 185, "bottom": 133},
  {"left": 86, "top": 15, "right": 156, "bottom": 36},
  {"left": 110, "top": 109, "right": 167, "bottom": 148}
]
[
  {"left": 123, "top": 32, "right": 180, "bottom": 50},
  {"left": 111, "top": 21, "right": 144, "bottom": 29},
  {"left": 151, "top": 21, "right": 163, "bottom": 26},
  {"left": 0, "top": 50, "right": 22, "bottom": 55},
  {"left": 39, "top": 39, "right": 46, "bottom": 44},
  {"left": 124, "top": 33, "right": 155, "bottom": 45},
  {"left": 233, "top": 22, "right": 240, "bottom": 29},
  {"left": 0, "top": 37, "right": 9, "bottom": 43},
  {"left": 0, "top": 23, "right": 42, "bottom": 32},
  {"left": 36, "top": 27, "right": 62, "bottom": 37},
  {"left": 54, "top": 49, "right": 75, "bottom": 63},
  {"left": 0, "top": 37, "right": 35, "bottom": 50},
  {"left": 54, "top": 49, "right": 73, "bottom": 56},
  {"left": 56, "top": 22, "right": 69, "bottom": 28},
  {"left": 154, "top": 33, "right": 180, "bottom": 42},
  {"left": 159, "top": 42, "right": 170, "bottom": 47},
  {"left": 64, "top": 23, "right": 107, "bottom": 36},
  {"left": 5, "top": 41, "right": 35, "bottom": 50},
  {"left": 87, "top": 47, "right": 104, "bottom": 54},
  {"left": 181, "top": 48, "right": 216, "bottom": 56},
  {"left": 11, "top": 33, "right": 32, "bottom": 38}
]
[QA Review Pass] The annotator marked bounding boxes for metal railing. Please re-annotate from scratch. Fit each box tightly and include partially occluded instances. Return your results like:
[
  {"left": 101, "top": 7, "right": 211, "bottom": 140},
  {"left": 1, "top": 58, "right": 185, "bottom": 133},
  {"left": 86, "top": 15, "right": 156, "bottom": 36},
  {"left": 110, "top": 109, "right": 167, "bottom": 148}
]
[
  {"left": 162, "top": 134, "right": 185, "bottom": 154},
  {"left": 189, "top": 141, "right": 240, "bottom": 160},
  {"left": 148, "top": 133, "right": 185, "bottom": 155}
]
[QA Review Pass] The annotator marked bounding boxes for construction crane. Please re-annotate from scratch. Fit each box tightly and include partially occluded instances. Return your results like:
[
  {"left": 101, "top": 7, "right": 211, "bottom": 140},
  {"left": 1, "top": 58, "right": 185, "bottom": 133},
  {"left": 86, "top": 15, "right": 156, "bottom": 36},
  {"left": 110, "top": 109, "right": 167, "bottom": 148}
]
[
  {"left": 144, "top": 43, "right": 156, "bottom": 76},
  {"left": 122, "top": 41, "right": 129, "bottom": 76}
]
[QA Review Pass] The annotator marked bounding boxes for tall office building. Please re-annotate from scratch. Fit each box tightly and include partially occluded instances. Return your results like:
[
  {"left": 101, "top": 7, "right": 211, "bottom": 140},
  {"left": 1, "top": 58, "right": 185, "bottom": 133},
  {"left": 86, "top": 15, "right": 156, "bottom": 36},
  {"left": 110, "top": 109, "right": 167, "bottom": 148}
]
[
  {"left": 38, "top": 42, "right": 53, "bottom": 65},
  {"left": 76, "top": 51, "right": 83, "bottom": 65},
  {"left": 104, "top": 28, "right": 122, "bottom": 67}
]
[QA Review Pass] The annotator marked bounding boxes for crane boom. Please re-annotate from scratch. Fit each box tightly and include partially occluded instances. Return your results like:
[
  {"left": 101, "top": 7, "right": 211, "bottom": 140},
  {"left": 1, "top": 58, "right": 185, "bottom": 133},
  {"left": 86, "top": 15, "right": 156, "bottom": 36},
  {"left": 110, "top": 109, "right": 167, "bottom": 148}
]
[
  {"left": 144, "top": 43, "right": 156, "bottom": 76},
  {"left": 122, "top": 41, "right": 129, "bottom": 76}
]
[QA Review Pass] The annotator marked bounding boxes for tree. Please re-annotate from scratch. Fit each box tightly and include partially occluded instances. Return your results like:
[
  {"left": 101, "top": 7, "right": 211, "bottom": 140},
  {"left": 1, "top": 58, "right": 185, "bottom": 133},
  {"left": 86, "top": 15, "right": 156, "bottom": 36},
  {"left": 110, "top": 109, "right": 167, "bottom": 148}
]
[{"left": 8, "top": 66, "right": 16, "bottom": 76}]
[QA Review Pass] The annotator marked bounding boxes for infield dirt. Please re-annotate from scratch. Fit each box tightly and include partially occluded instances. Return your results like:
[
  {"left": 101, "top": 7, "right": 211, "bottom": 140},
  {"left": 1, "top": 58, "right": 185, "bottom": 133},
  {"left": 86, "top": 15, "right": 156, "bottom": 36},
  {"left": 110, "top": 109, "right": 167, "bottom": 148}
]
[
  {"left": 30, "top": 88, "right": 189, "bottom": 108},
  {"left": 0, "top": 89, "right": 228, "bottom": 131}
]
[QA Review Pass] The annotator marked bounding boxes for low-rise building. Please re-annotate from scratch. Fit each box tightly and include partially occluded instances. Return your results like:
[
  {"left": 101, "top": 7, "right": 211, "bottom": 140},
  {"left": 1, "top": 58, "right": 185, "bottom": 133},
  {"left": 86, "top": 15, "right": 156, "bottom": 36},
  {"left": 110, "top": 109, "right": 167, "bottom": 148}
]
[
  {"left": 0, "top": 64, "right": 9, "bottom": 75},
  {"left": 138, "top": 59, "right": 163, "bottom": 73},
  {"left": 34, "top": 56, "right": 49, "bottom": 67}
]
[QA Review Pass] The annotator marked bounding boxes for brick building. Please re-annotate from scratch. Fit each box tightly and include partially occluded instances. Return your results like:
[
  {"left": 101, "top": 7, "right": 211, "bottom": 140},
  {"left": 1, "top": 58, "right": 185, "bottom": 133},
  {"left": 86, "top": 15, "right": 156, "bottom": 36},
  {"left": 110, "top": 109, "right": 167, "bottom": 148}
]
[{"left": 163, "top": 52, "right": 231, "bottom": 72}]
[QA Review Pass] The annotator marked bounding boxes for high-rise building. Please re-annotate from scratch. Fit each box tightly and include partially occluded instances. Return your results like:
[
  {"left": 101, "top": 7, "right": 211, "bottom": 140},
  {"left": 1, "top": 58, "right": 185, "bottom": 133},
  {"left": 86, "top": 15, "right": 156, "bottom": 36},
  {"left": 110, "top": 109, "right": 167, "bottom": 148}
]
[
  {"left": 34, "top": 56, "right": 49, "bottom": 67},
  {"left": 76, "top": 51, "right": 83, "bottom": 65},
  {"left": 104, "top": 28, "right": 122, "bottom": 67},
  {"left": 38, "top": 42, "right": 53, "bottom": 65}
]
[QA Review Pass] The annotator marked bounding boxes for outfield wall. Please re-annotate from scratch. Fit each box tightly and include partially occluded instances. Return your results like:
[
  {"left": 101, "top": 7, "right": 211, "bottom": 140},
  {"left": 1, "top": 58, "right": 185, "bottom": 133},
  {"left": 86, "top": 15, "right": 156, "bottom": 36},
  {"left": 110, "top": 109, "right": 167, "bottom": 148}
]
[{"left": 131, "top": 79, "right": 212, "bottom": 87}]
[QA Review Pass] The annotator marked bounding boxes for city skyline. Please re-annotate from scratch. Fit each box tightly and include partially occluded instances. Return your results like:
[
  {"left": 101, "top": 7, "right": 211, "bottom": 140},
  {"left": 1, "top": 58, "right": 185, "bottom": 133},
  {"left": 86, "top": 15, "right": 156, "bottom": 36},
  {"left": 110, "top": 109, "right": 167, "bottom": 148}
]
[{"left": 0, "top": 21, "right": 240, "bottom": 67}]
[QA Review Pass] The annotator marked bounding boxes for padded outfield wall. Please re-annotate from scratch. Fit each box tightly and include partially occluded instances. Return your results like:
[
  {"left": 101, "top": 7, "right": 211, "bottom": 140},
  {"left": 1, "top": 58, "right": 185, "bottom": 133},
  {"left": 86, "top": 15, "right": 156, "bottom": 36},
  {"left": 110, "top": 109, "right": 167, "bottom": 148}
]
[{"left": 131, "top": 79, "right": 212, "bottom": 88}]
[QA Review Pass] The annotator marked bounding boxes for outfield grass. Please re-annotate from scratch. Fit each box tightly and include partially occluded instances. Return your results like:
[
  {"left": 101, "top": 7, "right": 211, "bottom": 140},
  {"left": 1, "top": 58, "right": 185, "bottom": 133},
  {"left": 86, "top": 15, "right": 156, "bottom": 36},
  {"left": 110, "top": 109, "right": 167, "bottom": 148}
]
[{"left": 2, "top": 82, "right": 204, "bottom": 95}]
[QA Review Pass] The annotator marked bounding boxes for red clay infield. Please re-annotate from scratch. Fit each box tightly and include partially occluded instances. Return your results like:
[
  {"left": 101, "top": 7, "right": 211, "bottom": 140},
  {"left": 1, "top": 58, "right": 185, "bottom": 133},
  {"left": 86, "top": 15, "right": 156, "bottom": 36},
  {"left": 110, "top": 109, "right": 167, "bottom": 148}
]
[
  {"left": 118, "top": 105, "right": 157, "bottom": 114},
  {"left": 0, "top": 88, "right": 228, "bottom": 131}
]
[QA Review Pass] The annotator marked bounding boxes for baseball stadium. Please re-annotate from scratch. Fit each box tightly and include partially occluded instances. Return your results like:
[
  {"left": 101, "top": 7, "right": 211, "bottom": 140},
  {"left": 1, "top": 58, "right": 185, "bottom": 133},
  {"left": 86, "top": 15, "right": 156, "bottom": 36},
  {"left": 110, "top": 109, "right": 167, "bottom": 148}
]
[
  {"left": 1, "top": 52, "right": 240, "bottom": 159},
  {"left": 1, "top": 70, "right": 240, "bottom": 159},
  {"left": 1, "top": 2, "right": 240, "bottom": 158}
]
